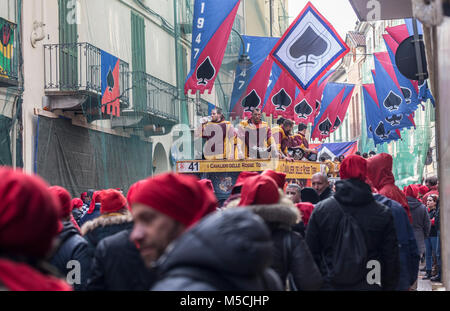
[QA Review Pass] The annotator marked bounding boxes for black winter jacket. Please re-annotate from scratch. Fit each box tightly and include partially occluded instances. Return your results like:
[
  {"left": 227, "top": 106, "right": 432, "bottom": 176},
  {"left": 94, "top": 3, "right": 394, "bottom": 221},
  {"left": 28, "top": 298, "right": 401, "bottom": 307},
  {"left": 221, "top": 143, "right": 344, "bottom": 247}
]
[
  {"left": 50, "top": 221, "right": 93, "bottom": 291},
  {"left": 306, "top": 179, "right": 400, "bottom": 291},
  {"left": 318, "top": 186, "right": 334, "bottom": 202},
  {"left": 81, "top": 211, "right": 134, "bottom": 251},
  {"left": 151, "top": 208, "right": 284, "bottom": 291},
  {"left": 247, "top": 200, "right": 322, "bottom": 291},
  {"left": 87, "top": 229, "right": 156, "bottom": 291}
]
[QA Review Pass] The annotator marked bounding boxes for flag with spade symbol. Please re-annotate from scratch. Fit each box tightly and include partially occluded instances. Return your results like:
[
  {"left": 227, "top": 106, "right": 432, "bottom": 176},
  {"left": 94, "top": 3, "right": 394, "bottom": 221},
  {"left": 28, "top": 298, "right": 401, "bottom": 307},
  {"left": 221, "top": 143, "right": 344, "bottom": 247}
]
[
  {"left": 270, "top": 2, "right": 349, "bottom": 91},
  {"left": 385, "top": 20, "right": 434, "bottom": 106},
  {"left": 185, "top": 0, "right": 241, "bottom": 95},
  {"left": 229, "top": 36, "right": 279, "bottom": 117},
  {"left": 310, "top": 83, "right": 348, "bottom": 141},
  {"left": 363, "top": 84, "right": 401, "bottom": 146},
  {"left": 262, "top": 67, "right": 297, "bottom": 119},
  {"left": 372, "top": 57, "right": 415, "bottom": 132},
  {"left": 101, "top": 50, "right": 121, "bottom": 117}
]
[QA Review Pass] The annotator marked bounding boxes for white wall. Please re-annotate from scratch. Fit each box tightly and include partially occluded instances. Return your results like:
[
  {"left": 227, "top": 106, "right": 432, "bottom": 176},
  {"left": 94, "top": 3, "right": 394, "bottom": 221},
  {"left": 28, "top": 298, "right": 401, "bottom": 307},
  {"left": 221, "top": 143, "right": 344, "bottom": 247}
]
[
  {"left": 79, "top": 0, "right": 132, "bottom": 64},
  {"left": 145, "top": 20, "right": 176, "bottom": 85},
  {"left": 0, "top": 0, "right": 16, "bottom": 22},
  {"left": 21, "top": 0, "right": 60, "bottom": 173}
]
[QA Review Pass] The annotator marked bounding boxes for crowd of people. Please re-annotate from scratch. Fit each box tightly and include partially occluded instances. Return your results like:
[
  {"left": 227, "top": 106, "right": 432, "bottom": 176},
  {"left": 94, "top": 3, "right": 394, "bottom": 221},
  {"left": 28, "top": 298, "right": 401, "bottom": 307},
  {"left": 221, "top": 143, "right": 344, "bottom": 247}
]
[{"left": 0, "top": 151, "right": 442, "bottom": 291}]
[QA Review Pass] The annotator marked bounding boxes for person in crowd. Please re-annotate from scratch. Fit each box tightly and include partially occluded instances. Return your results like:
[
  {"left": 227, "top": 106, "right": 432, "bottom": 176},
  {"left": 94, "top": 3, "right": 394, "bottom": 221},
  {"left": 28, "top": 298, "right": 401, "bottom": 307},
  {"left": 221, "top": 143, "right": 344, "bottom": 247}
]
[
  {"left": 311, "top": 173, "right": 334, "bottom": 202},
  {"left": 81, "top": 192, "right": 88, "bottom": 204},
  {"left": 0, "top": 167, "right": 72, "bottom": 291},
  {"left": 49, "top": 186, "right": 93, "bottom": 291},
  {"left": 291, "top": 123, "right": 318, "bottom": 161},
  {"left": 319, "top": 157, "right": 332, "bottom": 176},
  {"left": 373, "top": 193, "right": 420, "bottom": 291},
  {"left": 86, "top": 180, "right": 157, "bottom": 291},
  {"left": 331, "top": 157, "right": 340, "bottom": 178},
  {"left": 404, "top": 185, "right": 430, "bottom": 283},
  {"left": 262, "top": 170, "right": 287, "bottom": 190},
  {"left": 194, "top": 107, "right": 235, "bottom": 160},
  {"left": 86, "top": 228, "right": 156, "bottom": 291},
  {"left": 272, "top": 119, "right": 295, "bottom": 161},
  {"left": 271, "top": 117, "right": 286, "bottom": 155},
  {"left": 78, "top": 190, "right": 102, "bottom": 227},
  {"left": 362, "top": 153, "right": 369, "bottom": 159},
  {"left": 369, "top": 151, "right": 376, "bottom": 158},
  {"left": 237, "top": 108, "right": 278, "bottom": 160},
  {"left": 236, "top": 174, "right": 322, "bottom": 291},
  {"left": 424, "top": 194, "right": 440, "bottom": 280},
  {"left": 306, "top": 155, "right": 400, "bottom": 290},
  {"left": 367, "top": 153, "right": 412, "bottom": 222},
  {"left": 151, "top": 208, "right": 283, "bottom": 291},
  {"left": 417, "top": 185, "right": 429, "bottom": 204},
  {"left": 71, "top": 198, "right": 85, "bottom": 225},
  {"left": 355, "top": 152, "right": 361, "bottom": 156},
  {"left": 433, "top": 196, "right": 442, "bottom": 282},
  {"left": 130, "top": 173, "right": 280, "bottom": 291},
  {"left": 285, "top": 183, "right": 302, "bottom": 204},
  {"left": 81, "top": 189, "right": 133, "bottom": 250},
  {"left": 222, "top": 171, "right": 259, "bottom": 208},
  {"left": 423, "top": 176, "right": 439, "bottom": 204},
  {"left": 291, "top": 188, "right": 319, "bottom": 237}
]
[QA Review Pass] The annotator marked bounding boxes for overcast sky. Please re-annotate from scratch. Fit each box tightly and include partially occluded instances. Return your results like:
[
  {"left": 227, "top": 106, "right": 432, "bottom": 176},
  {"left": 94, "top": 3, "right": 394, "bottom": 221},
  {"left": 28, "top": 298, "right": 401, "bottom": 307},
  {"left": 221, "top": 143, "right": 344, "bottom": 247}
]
[{"left": 288, "top": 0, "right": 359, "bottom": 38}]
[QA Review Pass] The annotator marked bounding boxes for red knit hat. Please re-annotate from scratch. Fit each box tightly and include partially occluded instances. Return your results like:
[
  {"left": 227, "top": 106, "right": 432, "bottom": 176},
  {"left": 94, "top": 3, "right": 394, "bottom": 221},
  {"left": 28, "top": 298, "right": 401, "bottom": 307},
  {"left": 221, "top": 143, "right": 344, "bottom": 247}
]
[
  {"left": 198, "top": 179, "right": 214, "bottom": 192},
  {"left": 49, "top": 186, "right": 72, "bottom": 219},
  {"left": 127, "top": 180, "right": 146, "bottom": 208},
  {"left": 339, "top": 155, "right": 367, "bottom": 181},
  {"left": 405, "top": 184, "right": 420, "bottom": 199},
  {"left": 71, "top": 198, "right": 84, "bottom": 210},
  {"left": 262, "top": 170, "right": 286, "bottom": 189},
  {"left": 239, "top": 175, "right": 280, "bottom": 206},
  {"left": 100, "top": 189, "right": 128, "bottom": 214},
  {"left": 0, "top": 167, "right": 60, "bottom": 258},
  {"left": 133, "top": 173, "right": 217, "bottom": 228},
  {"left": 418, "top": 185, "right": 429, "bottom": 196},
  {"left": 232, "top": 171, "right": 259, "bottom": 194},
  {"left": 87, "top": 191, "right": 102, "bottom": 214}
]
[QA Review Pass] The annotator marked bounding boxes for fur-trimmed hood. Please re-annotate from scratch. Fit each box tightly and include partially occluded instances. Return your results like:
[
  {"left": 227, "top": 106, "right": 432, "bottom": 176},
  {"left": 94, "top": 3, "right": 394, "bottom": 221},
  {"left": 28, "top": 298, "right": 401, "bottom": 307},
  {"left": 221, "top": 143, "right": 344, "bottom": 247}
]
[
  {"left": 81, "top": 210, "right": 133, "bottom": 236},
  {"left": 223, "top": 190, "right": 301, "bottom": 227}
]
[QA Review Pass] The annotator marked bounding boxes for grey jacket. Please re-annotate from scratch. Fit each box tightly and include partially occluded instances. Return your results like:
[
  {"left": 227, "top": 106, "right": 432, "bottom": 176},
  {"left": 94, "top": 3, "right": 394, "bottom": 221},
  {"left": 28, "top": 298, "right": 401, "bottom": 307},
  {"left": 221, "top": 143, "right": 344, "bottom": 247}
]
[{"left": 407, "top": 197, "right": 430, "bottom": 255}]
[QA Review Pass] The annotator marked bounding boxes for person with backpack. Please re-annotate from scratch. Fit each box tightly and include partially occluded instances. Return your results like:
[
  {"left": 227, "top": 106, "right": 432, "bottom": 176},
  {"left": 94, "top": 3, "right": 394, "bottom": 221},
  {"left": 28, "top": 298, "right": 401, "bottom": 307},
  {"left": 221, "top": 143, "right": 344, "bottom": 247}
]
[
  {"left": 237, "top": 175, "right": 323, "bottom": 291},
  {"left": 306, "top": 155, "right": 400, "bottom": 290}
]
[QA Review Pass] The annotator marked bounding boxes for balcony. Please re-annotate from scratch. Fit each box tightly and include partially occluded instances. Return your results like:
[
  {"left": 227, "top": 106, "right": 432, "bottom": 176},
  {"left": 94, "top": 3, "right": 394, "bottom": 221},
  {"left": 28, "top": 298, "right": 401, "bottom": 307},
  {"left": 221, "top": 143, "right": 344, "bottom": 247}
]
[
  {"left": 44, "top": 42, "right": 129, "bottom": 118},
  {"left": 0, "top": 18, "right": 18, "bottom": 87},
  {"left": 111, "top": 71, "right": 180, "bottom": 135}
]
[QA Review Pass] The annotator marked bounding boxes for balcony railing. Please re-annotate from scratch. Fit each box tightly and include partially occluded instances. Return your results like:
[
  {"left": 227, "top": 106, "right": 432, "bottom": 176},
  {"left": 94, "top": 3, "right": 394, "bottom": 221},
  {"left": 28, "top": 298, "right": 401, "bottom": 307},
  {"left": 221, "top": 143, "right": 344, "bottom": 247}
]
[
  {"left": 132, "top": 71, "right": 179, "bottom": 123},
  {"left": 44, "top": 42, "right": 129, "bottom": 104},
  {"left": 0, "top": 17, "right": 18, "bottom": 85}
]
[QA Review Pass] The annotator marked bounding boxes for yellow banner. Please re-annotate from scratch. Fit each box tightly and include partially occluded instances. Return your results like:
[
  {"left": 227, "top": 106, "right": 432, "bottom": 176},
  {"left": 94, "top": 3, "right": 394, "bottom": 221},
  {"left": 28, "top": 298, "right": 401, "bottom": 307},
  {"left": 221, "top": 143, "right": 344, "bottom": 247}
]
[{"left": 177, "top": 160, "right": 322, "bottom": 179}]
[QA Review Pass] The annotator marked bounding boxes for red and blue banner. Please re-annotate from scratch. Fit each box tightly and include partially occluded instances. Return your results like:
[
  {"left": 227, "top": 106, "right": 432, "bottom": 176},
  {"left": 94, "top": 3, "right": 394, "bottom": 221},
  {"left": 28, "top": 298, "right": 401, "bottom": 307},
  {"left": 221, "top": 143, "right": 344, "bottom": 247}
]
[
  {"left": 363, "top": 84, "right": 401, "bottom": 146},
  {"left": 331, "top": 84, "right": 355, "bottom": 134},
  {"left": 270, "top": 2, "right": 349, "bottom": 91},
  {"left": 229, "top": 36, "right": 279, "bottom": 116},
  {"left": 311, "top": 82, "right": 347, "bottom": 141},
  {"left": 372, "top": 57, "right": 415, "bottom": 132},
  {"left": 262, "top": 67, "right": 298, "bottom": 119},
  {"left": 291, "top": 69, "right": 334, "bottom": 125},
  {"left": 232, "top": 56, "right": 275, "bottom": 118},
  {"left": 385, "top": 20, "right": 434, "bottom": 106},
  {"left": 374, "top": 51, "right": 419, "bottom": 115},
  {"left": 101, "top": 50, "right": 120, "bottom": 117},
  {"left": 185, "top": 0, "right": 241, "bottom": 95}
]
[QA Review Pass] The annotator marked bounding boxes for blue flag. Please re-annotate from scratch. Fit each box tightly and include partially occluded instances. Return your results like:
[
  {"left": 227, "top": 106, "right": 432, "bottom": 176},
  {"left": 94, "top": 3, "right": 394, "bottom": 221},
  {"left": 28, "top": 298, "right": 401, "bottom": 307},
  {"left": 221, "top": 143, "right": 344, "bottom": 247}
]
[
  {"left": 372, "top": 57, "right": 414, "bottom": 132},
  {"left": 229, "top": 36, "right": 279, "bottom": 112},
  {"left": 363, "top": 84, "right": 401, "bottom": 146}
]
